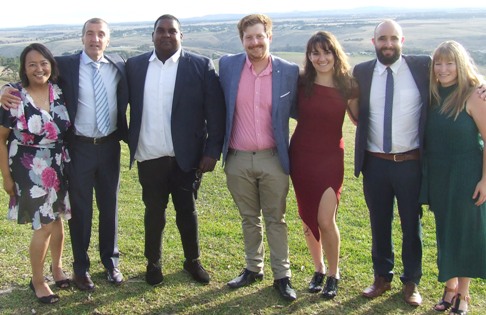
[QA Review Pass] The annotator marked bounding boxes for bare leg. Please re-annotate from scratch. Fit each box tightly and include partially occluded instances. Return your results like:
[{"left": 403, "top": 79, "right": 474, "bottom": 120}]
[
  {"left": 30, "top": 223, "right": 55, "bottom": 298},
  {"left": 302, "top": 223, "right": 325, "bottom": 274},
  {"left": 318, "top": 188, "right": 340, "bottom": 278},
  {"left": 452, "top": 277, "right": 471, "bottom": 314},
  {"left": 49, "top": 218, "right": 68, "bottom": 281}
]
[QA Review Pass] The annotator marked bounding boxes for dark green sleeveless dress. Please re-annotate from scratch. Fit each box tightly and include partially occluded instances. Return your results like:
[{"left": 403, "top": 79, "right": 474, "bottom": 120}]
[{"left": 420, "top": 84, "right": 486, "bottom": 281}]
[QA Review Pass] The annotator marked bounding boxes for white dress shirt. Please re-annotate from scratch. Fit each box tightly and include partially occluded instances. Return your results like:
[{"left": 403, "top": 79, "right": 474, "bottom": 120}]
[
  {"left": 135, "top": 48, "right": 181, "bottom": 162},
  {"left": 367, "top": 56, "right": 422, "bottom": 153}
]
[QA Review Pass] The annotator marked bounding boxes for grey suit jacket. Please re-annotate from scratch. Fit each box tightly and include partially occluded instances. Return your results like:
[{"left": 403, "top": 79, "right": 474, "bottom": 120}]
[
  {"left": 353, "top": 54, "right": 431, "bottom": 177},
  {"left": 218, "top": 53, "right": 299, "bottom": 174}
]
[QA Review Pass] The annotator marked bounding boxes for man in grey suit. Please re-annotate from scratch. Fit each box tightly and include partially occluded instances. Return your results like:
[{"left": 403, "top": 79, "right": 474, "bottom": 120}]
[
  {"left": 219, "top": 13, "right": 299, "bottom": 301},
  {"left": 126, "top": 14, "right": 225, "bottom": 285},
  {"left": 353, "top": 19, "right": 429, "bottom": 306},
  {"left": 55, "top": 18, "right": 128, "bottom": 291}
]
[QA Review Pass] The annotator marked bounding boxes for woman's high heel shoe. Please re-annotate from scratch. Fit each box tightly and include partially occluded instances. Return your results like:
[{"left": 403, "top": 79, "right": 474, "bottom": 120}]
[
  {"left": 449, "top": 293, "right": 469, "bottom": 315},
  {"left": 433, "top": 286, "right": 456, "bottom": 312},
  {"left": 322, "top": 276, "right": 339, "bottom": 299},
  {"left": 29, "top": 279, "right": 60, "bottom": 304}
]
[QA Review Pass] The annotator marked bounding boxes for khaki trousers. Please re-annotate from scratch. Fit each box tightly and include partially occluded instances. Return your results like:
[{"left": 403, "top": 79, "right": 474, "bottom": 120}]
[{"left": 225, "top": 148, "right": 291, "bottom": 279}]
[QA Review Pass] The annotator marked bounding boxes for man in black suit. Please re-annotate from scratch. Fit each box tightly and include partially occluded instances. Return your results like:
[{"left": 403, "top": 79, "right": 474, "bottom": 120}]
[
  {"left": 55, "top": 18, "right": 128, "bottom": 291},
  {"left": 126, "top": 14, "right": 225, "bottom": 285},
  {"left": 353, "top": 19, "right": 430, "bottom": 306}
]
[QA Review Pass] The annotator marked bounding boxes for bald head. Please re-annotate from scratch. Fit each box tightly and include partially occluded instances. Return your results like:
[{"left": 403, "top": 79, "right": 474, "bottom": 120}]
[
  {"left": 372, "top": 19, "right": 404, "bottom": 65},
  {"left": 374, "top": 19, "right": 403, "bottom": 40}
]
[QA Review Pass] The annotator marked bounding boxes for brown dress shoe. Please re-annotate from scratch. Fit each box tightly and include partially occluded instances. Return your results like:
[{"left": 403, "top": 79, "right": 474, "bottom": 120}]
[
  {"left": 403, "top": 282, "right": 422, "bottom": 306},
  {"left": 72, "top": 273, "right": 95, "bottom": 291},
  {"left": 362, "top": 276, "right": 391, "bottom": 298}
]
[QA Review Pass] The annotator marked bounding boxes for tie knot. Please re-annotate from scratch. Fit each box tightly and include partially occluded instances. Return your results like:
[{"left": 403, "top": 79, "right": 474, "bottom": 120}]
[
  {"left": 386, "top": 66, "right": 392, "bottom": 74},
  {"left": 91, "top": 61, "right": 101, "bottom": 70}
]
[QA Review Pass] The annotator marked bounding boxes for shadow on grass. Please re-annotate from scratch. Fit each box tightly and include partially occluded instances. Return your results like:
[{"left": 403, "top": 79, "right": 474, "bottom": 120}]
[{"left": 0, "top": 272, "right": 462, "bottom": 315}]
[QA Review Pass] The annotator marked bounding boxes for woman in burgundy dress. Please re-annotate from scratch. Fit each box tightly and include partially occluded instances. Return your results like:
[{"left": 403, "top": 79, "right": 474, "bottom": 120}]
[{"left": 290, "top": 31, "right": 358, "bottom": 298}]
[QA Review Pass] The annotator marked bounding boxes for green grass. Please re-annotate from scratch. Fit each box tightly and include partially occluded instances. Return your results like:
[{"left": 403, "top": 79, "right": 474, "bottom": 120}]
[{"left": 0, "top": 118, "right": 484, "bottom": 314}]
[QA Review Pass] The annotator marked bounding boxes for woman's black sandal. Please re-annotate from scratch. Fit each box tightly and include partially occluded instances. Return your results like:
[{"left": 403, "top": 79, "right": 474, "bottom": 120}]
[
  {"left": 449, "top": 293, "right": 469, "bottom": 315},
  {"left": 433, "top": 286, "right": 456, "bottom": 312}
]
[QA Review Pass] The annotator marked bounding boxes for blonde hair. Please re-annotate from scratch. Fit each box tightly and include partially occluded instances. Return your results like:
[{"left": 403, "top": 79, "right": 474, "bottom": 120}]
[{"left": 430, "top": 40, "right": 482, "bottom": 119}]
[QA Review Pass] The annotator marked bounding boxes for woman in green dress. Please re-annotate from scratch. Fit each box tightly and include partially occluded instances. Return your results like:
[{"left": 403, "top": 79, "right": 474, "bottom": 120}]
[{"left": 422, "top": 40, "right": 486, "bottom": 314}]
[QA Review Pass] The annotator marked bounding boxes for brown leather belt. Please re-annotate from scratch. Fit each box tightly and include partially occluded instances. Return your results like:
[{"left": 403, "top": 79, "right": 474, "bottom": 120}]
[
  {"left": 367, "top": 149, "right": 420, "bottom": 162},
  {"left": 75, "top": 132, "right": 117, "bottom": 145}
]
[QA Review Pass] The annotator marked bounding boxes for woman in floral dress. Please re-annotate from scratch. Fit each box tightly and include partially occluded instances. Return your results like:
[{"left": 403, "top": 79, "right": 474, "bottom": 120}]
[{"left": 0, "top": 43, "right": 71, "bottom": 304}]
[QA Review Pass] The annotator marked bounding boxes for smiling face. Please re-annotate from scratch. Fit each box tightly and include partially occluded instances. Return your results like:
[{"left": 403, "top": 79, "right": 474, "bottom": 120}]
[
  {"left": 152, "top": 17, "right": 183, "bottom": 62},
  {"left": 24, "top": 49, "right": 51, "bottom": 87},
  {"left": 434, "top": 57, "right": 458, "bottom": 87},
  {"left": 372, "top": 20, "right": 404, "bottom": 65},
  {"left": 308, "top": 44, "right": 335, "bottom": 75},
  {"left": 82, "top": 21, "right": 110, "bottom": 61},
  {"left": 241, "top": 23, "right": 271, "bottom": 63}
]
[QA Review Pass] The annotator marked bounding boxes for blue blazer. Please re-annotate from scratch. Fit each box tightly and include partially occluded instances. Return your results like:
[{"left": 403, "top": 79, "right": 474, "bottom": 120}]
[
  {"left": 126, "top": 49, "right": 226, "bottom": 172},
  {"left": 55, "top": 52, "right": 129, "bottom": 143},
  {"left": 353, "top": 54, "right": 431, "bottom": 177},
  {"left": 218, "top": 53, "right": 299, "bottom": 174}
]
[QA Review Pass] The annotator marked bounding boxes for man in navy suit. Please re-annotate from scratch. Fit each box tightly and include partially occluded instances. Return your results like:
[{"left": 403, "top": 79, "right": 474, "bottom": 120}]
[
  {"left": 126, "top": 14, "right": 225, "bottom": 285},
  {"left": 219, "top": 14, "right": 299, "bottom": 301},
  {"left": 55, "top": 18, "right": 128, "bottom": 291},
  {"left": 353, "top": 19, "right": 430, "bottom": 306}
]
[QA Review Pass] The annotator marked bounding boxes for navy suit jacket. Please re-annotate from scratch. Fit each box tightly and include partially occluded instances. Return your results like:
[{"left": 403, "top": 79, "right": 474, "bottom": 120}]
[
  {"left": 55, "top": 52, "right": 129, "bottom": 143},
  {"left": 353, "top": 54, "right": 431, "bottom": 177},
  {"left": 126, "top": 49, "right": 226, "bottom": 172},
  {"left": 218, "top": 53, "right": 299, "bottom": 174}
]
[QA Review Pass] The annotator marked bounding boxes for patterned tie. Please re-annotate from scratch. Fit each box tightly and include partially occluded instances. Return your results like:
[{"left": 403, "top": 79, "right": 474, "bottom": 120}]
[
  {"left": 383, "top": 66, "right": 394, "bottom": 153},
  {"left": 91, "top": 62, "right": 110, "bottom": 135}
]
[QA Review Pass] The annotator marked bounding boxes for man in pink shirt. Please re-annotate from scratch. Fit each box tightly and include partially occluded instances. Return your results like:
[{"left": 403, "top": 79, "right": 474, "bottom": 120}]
[{"left": 218, "top": 13, "right": 299, "bottom": 301}]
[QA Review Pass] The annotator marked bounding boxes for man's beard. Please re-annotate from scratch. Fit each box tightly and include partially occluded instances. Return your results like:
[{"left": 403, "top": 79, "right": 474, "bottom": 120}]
[{"left": 376, "top": 47, "right": 401, "bottom": 65}]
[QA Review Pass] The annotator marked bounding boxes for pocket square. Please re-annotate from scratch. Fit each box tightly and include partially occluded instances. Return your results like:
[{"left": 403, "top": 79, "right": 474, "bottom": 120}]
[{"left": 280, "top": 91, "right": 290, "bottom": 98}]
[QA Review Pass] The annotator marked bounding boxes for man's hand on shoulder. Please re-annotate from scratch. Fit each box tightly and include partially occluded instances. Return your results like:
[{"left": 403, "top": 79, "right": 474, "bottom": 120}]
[{"left": 0, "top": 86, "right": 21, "bottom": 110}]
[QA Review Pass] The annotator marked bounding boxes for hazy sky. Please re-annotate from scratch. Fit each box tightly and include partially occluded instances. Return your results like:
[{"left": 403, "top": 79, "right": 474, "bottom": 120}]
[{"left": 1, "top": 0, "right": 483, "bottom": 28}]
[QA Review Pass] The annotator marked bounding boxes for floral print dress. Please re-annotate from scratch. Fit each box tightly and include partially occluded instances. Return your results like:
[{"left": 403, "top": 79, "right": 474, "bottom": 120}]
[{"left": 0, "top": 82, "right": 71, "bottom": 230}]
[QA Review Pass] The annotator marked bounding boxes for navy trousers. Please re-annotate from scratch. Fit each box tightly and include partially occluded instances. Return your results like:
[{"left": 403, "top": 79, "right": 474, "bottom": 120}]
[
  {"left": 362, "top": 153, "right": 423, "bottom": 285},
  {"left": 67, "top": 137, "right": 121, "bottom": 276}
]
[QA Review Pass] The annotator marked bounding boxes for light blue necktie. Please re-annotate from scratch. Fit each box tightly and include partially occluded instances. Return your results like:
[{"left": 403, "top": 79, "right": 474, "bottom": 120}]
[
  {"left": 91, "top": 62, "right": 110, "bottom": 135},
  {"left": 383, "top": 67, "right": 394, "bottom": 153}
]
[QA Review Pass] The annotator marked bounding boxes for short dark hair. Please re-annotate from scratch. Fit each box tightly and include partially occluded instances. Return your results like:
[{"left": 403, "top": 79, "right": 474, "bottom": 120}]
[
  {"left": 153, "top": 14, "right": 181, "bottom": 31},
  {"left": 19, "top": 43, "right": 59, "bottom": 87},
  {"left": 82, "top": 17, "right": 109, "bottom": 36}
]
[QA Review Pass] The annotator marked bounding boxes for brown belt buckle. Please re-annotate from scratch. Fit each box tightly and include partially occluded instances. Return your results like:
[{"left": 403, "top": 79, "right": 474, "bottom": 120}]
[{"left": 393, "top": 154, "right": 402, "bottom": 162}]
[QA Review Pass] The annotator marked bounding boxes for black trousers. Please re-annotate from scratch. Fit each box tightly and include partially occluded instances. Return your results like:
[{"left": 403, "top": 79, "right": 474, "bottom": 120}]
[
  {"left": 137, "top": 157, "right": 200, "bottom": 265},
  {"left": 362, "top": 153, "right": 423, "bottom": 285},
  {"left": 67, "top": 138, "right": 121, "bottom": 275}
]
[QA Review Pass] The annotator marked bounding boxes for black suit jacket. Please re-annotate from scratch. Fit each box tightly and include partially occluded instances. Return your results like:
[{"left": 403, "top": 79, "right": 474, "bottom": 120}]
[
  {"left": 353, "top": 55, "right": 431, "bottom": 177},
  {"left": 126, "top": 49, "right": 225, "bottom": 172},
  {"left": 55, "top": 52, "right": 129, "bottom": 144}
]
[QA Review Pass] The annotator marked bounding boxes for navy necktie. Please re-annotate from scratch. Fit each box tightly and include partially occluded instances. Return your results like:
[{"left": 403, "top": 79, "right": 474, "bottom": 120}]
[{"left": 383, "top": 67, "right": 394, "bottom": 153}]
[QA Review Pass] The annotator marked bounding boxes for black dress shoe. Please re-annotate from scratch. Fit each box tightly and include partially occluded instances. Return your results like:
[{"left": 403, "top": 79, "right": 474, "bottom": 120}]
[
  {"left": 183, "top": 259, "right": 210, "bottom": 284},
  {"left": 29, "top": 279, "right": 60, "bottom": 304},
  {"left": 273, "top": 277, "right": 297, "bottom": 301},
  {"left": 146, "top": 262, "right": 164, "bottom": 285},
  {"left": 308, "top": 272, "right": 325, "bottom": 293},
  {"left": 72, "top": 273, "right": 95, "bottom": 291},
  {"left": 322, "top": 276, "right": 339, "bottom": 299},
  {"left": 227, "top": 268, "right": 263, "bottom": 289},
  {"left": 106, "top": 267, "right": 124, "bottom": 285}
]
